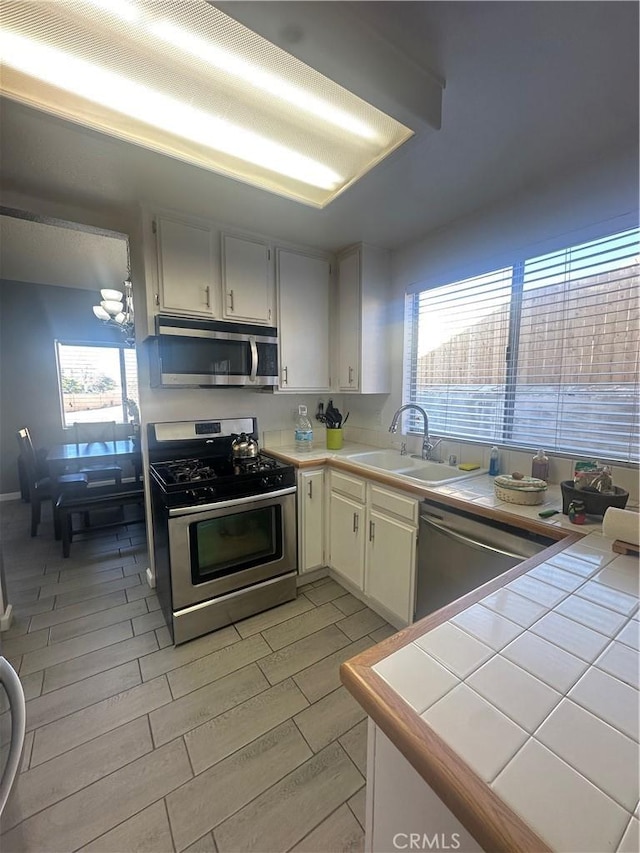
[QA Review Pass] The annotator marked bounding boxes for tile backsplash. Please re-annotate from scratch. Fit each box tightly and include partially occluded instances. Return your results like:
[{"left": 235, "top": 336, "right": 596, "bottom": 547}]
[
  {"left": 345, "top": 428, "right": 640, "bottom": 508},
  {"left": 261, "top": 423, "right": 638, "bottom": 508}
]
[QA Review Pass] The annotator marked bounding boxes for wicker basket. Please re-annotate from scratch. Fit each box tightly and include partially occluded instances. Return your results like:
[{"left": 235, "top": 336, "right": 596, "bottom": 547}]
[{"left": 494, "top": 475, "right": 547, "bottom": 506}]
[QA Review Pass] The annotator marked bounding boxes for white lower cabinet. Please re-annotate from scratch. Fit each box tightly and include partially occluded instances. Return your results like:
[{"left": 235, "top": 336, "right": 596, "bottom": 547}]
[
  {"left": 327, "top": 472, "right": 418, "bottom": 625},
  {"left": 329, "top": 491, "right": 366, "bottom": 589},
  {"left": 368, "top": 722, "right": 482, "bottom": 853},
  {"left": 297, "top": 468, "right": 325, "bottom": 573},
  {"left": 365, "top": 509, "right": 416, "bottom": 625}
]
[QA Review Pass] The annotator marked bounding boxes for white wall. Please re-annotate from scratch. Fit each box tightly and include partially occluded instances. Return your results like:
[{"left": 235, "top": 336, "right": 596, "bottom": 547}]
[
  {"left": 1, "top": 189, "right": 339, "bottom": 446},
  {"left": 338, "top": 144, "right": 639, "bottom": 498},
  {"left": 378, "top": 145, "right": 639, "bottom": 429},
  {"left": 0, "top": 214, "right": 128, "bottom": 291},
  {"left": 4, "top": 142, "right": 638, "bottom": 452}
]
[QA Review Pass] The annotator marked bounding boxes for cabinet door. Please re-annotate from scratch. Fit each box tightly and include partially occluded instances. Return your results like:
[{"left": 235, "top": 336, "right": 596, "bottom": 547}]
[
  {"left": 277, "top": 250, "right": 331, "bottom": 391},
  {"left": 222, "top": 234, "right": 272, "bottom": 324},
  {"left": 371, "top": 724, "right": 483, "bottom": 853},
  {"left": 298, "top": 469, "right": 325, "bottom": 573},
  {"left": 329, "top": 492, "right": 365, "bottom": 590},
  {"left": 365, "top": 510, "right": 416, "bottom": 624},
  {"left": 156, "top": 216, "right": 216, "bottom": 316},
  {"left": 337, "top": 249, "right": 361, "bottom": 391}
]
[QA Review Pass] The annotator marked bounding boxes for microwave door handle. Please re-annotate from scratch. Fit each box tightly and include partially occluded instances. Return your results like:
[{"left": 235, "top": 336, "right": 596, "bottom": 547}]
[{"left": 249, "top": 335, "right": 258, "bottom": 382}]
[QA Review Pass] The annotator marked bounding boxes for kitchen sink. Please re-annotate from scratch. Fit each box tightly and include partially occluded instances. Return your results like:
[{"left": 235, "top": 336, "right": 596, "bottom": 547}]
[
  {"left": 346, "top": 450, "right": 423, "bottom": 472},
  {"left": 345, "top": 450, "right": 487, "bottom": 485}
]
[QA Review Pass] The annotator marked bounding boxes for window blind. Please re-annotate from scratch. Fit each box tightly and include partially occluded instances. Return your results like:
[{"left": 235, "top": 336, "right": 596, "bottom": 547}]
[{"left": 404, "top": 227, "right": 639, "bottom": 463}]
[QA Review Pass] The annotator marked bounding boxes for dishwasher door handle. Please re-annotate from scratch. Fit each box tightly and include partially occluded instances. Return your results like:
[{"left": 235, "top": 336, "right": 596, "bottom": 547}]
[{"left": 419, "top": 514, "right": 526, "bottom": 561}]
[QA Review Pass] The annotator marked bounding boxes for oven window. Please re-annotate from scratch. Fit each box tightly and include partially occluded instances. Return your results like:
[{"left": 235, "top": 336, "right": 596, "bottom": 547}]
[{"left": 190, "top": 505, "right": 282, "bottom": 582}]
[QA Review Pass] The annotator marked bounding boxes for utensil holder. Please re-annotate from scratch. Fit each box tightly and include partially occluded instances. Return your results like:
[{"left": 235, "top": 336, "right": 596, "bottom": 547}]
[{"left": 326, "top": 429, "right": 343, "bottom": 450}]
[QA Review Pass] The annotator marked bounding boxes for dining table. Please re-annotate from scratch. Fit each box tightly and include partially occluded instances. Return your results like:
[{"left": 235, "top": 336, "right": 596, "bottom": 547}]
[{"left": 46, "top": 439, "right": 142, "bottom": 481}]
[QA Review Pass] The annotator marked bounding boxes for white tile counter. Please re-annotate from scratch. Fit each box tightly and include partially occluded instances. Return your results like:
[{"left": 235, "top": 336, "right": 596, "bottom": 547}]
[
  {"left": 347, "top": 533, "right": 639, "bottom": 852},
  {"left": 265, "top": 441, "right": 626, "bottom": 538}
]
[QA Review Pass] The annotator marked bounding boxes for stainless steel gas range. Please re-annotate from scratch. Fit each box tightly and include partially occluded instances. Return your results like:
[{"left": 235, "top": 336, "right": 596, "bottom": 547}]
[{"left": 148, "top": 418, "right": 297, "bottom": 644}]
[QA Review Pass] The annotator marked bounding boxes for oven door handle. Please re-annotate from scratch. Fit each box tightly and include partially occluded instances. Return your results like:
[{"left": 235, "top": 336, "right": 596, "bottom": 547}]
[
  {"left": 249, "top": 335, "right": 258, "bottom": 382},
  {"left": 168, "top": 486, "right": 297, "bottom": 516}
]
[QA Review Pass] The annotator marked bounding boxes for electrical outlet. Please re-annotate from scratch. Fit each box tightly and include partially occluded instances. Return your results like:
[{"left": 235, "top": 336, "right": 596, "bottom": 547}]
[{"left": 373, "top": 409, "right": 383, "bottom": 427}]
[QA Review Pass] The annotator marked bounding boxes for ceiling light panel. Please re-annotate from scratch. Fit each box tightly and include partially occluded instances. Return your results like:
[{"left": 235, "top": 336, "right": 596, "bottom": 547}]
[{"left": 0, "top": 0, "right": 414, "bottom": 206}]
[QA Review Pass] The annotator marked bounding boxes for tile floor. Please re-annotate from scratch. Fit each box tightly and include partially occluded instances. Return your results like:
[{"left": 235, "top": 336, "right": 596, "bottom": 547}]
[{"left": 0, "top": 499, "right": 395, "bottom": 852}]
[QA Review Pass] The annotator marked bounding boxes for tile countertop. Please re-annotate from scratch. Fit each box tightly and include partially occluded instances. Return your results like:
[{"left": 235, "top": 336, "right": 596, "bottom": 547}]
[
  {"left": 340, "top": 532, "right": 640, "bottom": 853},
  {"left": 274, "top": 441, "right": 639, "bottom": 848},
  {"left": 264, "top": 441, "right": 637, "bottom": 539}
]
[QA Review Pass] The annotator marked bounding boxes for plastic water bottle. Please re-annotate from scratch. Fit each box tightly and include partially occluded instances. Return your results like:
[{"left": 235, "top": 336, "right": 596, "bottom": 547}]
[
  {"left": 489, "top": 446, "right": 500, "bottom": 476},
  {"left": 294, "top": 405, "right": 313, "bottom": 452}
]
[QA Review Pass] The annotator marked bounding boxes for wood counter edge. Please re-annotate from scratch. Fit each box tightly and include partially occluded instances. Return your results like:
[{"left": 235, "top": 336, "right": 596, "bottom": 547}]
[
  {"left": 340, "top": 664, "right": 551, "bottom": 853},
  {"left": 340, "top": 534, "right": 581, "bottom": 853}
]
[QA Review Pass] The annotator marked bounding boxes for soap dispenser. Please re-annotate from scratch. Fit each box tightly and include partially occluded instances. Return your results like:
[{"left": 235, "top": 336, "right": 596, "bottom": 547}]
[{"left": 532, "top": 449, "right": 550, "bottom": 481}]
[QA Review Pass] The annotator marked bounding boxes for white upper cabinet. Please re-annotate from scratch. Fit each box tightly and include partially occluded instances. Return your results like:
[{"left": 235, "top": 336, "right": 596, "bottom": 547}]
[
  {"left": 336, "top": 244, "right": 391, "bottom": 394},
  {"left": 154, "top": 214, "right": 219, "bottom": 318},
  {"left": 221, "top": 233, "right": 273, "bottom": 325},
  {"left": 277, "top": 248, "right": 331, "bottom": 391}
]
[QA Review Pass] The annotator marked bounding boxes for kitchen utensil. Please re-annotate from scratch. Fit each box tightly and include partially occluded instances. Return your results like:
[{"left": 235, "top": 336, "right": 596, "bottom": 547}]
[
  {"left": 231, "top": 432, "right": 259, "bottom": 459},
  {"left": 325, "top": 400, "right": 343, "bottom": 428}
]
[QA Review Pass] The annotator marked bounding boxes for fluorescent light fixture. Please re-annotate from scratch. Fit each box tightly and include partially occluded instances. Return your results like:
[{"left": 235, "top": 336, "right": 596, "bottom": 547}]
[
  {"left": 1, "top": 31, "right": 342, "bottom": 189},
  {"left": 82, "top": 0, "right": 141, "bottom": 23},
  {"left": 0, "top": 1, "right": 414, "bottom": 206},
  {"left": 148, "top": 20, "right": 377, "bottom": 142}
]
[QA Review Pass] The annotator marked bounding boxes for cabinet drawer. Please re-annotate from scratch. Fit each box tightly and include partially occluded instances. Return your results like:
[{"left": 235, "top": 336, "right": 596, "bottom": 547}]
[
  {"left": 369, "top": 485, "right": 418, "bottom": 525},
  {"left": 330, "top": 471, "right": 366, "bottom": 503}
]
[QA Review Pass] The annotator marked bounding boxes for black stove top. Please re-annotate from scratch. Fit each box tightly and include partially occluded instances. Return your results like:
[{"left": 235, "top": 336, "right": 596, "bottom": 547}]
[
  {"left": 149, "top": 452, "right": 295, "bottom": 508},
  {"left": 152, "top": 453, "right": 286, "bottom": 487},
  {"left": 147, "top": 418, "right": 296, "bottom": 509}
]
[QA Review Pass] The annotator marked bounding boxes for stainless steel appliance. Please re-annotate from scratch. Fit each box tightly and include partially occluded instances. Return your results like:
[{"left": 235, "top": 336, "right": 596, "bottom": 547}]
[
  {"left": 151, "top": 316, "right": 278, "bottom": 387},
  {"left": 416, "top": 500, "right": 554, "bottom": 620},
  {"left": 148, "top": 418, "right": 297, "bottom": 644}
]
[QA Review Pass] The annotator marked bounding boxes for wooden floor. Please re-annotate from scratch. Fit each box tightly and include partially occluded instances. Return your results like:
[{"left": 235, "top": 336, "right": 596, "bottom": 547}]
[{"left": 0, "top": 499, "right": 394, "bottom": 852}]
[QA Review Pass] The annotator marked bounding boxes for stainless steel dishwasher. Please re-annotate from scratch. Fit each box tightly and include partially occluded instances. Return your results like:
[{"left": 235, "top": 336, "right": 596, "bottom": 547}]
[{"left": 416, "top": 500, "right": 554, "bottom": 620}]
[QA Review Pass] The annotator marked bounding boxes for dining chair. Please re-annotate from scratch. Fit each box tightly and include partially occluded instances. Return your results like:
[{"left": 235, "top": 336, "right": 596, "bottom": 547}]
[
  {"left": 16, "top": 427, "right": 88, "bottom": 537},
  {"left": 72, "top": 421, "right": 123, "bottom": 485}
]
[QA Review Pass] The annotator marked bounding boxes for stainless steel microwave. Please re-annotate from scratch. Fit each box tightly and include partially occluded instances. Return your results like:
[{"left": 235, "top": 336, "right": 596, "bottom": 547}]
[{"left": 150, "top": 316, "right": 278, "bottom": 387}]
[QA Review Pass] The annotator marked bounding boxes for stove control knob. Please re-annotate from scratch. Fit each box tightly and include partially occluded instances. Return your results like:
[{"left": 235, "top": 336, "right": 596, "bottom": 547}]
[
  {"left": 260, "top": 477, "right": 272, "bottom": 488},
  {"left": 274, "top": 474, "right": 284, "bottom": 486},
  {"left": 202, "top": 487, "right": 217, "bottom": 498},
  {"left": 185, "top": 489, "right": 199, "bottom": 501}
]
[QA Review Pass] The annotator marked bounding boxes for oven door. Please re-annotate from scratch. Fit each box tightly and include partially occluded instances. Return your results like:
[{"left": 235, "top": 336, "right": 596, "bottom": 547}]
[{"left": 167, "top": 488, "right": 296, "bottom": 610}]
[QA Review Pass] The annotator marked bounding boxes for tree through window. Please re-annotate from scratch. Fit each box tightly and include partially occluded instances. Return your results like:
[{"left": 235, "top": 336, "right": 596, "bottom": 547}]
[{"left": 56, "top": 342, "right": 139, "bottom": 428}]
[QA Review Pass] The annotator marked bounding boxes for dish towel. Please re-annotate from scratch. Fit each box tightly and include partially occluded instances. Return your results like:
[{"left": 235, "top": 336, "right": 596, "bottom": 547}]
[{"left": 602, "top": 508, "right": 639, "bottom": 546}]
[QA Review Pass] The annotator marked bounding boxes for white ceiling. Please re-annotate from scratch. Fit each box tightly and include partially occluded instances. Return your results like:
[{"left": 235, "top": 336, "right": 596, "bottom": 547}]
[{"left": 1, "top": 1, "right": 637, "bottom": 252}]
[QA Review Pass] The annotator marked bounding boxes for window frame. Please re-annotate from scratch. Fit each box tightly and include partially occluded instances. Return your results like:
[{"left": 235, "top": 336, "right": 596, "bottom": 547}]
[
  {"left": 55, "top": 339, "right": 138, "bottom": 430},
  {"left": 403, "top": 227, "right": 639, "bottom": 464}
]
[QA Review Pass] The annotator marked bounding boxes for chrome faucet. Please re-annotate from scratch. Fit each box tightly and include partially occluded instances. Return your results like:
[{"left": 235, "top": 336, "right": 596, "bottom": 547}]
[{"left": 389, "top": 404, "right": 441, "bottom": 461}]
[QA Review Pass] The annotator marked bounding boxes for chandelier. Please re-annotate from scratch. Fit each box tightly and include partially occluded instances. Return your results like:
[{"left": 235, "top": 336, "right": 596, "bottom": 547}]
[{"left": 92, "top": 278, "right": 135, "bottom": 345}]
